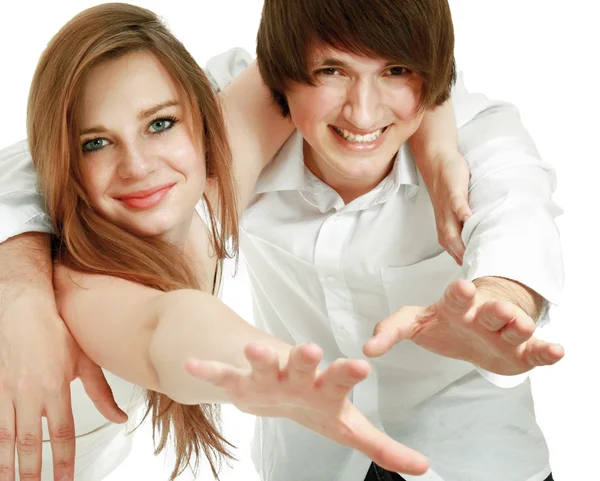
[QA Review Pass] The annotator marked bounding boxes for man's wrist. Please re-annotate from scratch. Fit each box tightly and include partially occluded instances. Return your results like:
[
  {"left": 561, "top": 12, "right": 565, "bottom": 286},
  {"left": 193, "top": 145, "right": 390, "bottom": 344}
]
[
  {"left": 473, "top": 276, "right": 543, "bottom": 320},
  {"left": 0, "top": 232, "right": 55, "bottom": 301}
]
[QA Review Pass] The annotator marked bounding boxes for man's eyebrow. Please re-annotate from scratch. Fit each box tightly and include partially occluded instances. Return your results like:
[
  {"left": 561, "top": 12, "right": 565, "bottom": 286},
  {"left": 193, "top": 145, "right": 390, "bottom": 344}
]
[
  {"left": 138, "top": 100, "right": 179, "bottom": 120},
  {"left": 310, "top": 57, "right": 350, "bottom": 69}
]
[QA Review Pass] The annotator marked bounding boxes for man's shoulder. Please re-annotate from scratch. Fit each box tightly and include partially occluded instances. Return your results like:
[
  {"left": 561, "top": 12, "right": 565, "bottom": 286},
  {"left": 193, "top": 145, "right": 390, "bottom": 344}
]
[
  {"left": 0, "top": 139, "right": 31, "bottom": 160},
  {"left": 205, "top": 47, "right": 254, "bottom": 91}
]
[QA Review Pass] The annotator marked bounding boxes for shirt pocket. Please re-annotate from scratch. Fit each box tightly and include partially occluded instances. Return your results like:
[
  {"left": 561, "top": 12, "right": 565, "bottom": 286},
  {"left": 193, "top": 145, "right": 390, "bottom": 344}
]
[
  {"left": 380, "top": 249, "right": 461, "bottom": 313},
  {"left": 376, "top": 250, "right": 465, "bottom": 373}
]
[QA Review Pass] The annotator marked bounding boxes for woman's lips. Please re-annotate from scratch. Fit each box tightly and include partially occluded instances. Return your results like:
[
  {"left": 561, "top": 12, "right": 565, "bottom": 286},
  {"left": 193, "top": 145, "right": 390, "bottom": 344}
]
[{"left": 116, "top": 183, "right": 175, "bottom": 210}]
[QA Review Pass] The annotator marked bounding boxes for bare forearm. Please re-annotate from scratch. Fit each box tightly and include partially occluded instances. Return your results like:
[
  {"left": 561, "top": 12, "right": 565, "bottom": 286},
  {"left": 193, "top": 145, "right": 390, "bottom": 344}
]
[
  {"left": 409, "top": 99, "right": 457, "bottom": 176},
  {"left": 473, "top": 276, "right": 543, "bottom": 320},
  {"left": 0, "top": 233, "right": 55, "bottom": 308},
  {"left": 148, "top": 289, "right": 292, "bottom": 404}
]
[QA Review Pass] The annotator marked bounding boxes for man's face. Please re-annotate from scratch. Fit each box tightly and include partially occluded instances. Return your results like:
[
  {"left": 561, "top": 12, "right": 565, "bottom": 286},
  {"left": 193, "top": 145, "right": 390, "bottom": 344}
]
[{"left": 286, "top": 44, "right": 425, "bottom": 200}]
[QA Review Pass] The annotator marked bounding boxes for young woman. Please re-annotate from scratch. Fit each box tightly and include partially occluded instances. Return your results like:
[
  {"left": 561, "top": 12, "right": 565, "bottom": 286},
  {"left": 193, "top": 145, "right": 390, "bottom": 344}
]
[{"left": 6, "top": 3, "right": 471, "bottom": 481}]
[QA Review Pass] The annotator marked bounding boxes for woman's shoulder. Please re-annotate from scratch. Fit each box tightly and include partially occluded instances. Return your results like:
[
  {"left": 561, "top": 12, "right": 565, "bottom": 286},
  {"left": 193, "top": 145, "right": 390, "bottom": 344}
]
[{"left": 191, "top": 198, "right": 224, "bottom": 298}]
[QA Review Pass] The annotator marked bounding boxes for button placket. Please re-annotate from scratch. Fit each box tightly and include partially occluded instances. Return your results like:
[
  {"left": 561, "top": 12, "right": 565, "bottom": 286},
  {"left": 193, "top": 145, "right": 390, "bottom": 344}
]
[{"left": 315, "top": 213, "right": 357, "bottom": 354}]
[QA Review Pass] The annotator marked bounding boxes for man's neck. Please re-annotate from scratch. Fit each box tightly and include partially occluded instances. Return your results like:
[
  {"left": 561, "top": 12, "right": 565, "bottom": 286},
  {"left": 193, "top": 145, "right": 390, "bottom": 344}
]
[{"left": 303, "top": 142, "right": 395, "bottom": 204}]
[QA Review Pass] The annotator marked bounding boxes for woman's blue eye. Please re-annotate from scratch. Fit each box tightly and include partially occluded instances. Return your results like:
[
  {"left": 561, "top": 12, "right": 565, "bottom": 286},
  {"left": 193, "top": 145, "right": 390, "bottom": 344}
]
[
  {"left": 82, "top": 138, "right": 109, "bottom": 153},
  {"left": 148, "top": 118, "right": 174, "bottom": 133}
]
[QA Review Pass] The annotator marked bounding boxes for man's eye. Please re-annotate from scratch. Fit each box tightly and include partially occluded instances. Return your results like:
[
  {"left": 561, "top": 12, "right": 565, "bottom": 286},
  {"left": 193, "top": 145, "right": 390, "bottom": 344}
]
[
  {"left": 385, "top": 66, "right": 411, "bottom": 76},
  {"left": 82, "top": 138, "right": 109, "bottom": 153},
  {"left": 318, "top": 68, "right": 340, "bottom": 76}
]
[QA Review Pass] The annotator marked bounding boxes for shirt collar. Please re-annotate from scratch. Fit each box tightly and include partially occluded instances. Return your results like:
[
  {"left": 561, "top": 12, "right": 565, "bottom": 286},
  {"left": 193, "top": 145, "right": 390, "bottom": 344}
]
[
  {"left": 255, "top": 131, "right": 307, "bottom": 194},
  {"left": 255, "top": 130, "right": 420, "bottom": 200}
]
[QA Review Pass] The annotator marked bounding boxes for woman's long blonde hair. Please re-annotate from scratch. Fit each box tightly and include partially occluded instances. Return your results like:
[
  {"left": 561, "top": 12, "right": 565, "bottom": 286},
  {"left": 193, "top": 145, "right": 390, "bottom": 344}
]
[{"left": 27, "top": 3, "right": 239, "bottom": 479}]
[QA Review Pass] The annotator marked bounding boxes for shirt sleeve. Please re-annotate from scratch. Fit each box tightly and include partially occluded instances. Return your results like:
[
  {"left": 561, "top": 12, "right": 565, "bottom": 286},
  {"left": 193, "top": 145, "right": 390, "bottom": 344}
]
[
  {"left": 451, "top": 73, "right": 564, "bottom": 388},
  {"left": 0, "top": 139, "right": 52, "bottom": 243},
  {"left": 205, "top": 47, "right": 253, "bottom": 92}
]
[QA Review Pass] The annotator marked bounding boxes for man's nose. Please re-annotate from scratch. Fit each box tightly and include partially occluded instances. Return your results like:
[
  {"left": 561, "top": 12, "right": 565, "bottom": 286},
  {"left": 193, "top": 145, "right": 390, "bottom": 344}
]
[{"left": 342, "top": 78, "right": 384, "bottom": 130}]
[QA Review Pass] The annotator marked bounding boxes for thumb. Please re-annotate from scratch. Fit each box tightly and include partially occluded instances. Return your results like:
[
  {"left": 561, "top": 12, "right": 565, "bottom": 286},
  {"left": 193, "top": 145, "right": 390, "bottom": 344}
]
[
  {"left": 78, "top": 358, "right": 128, "bottom": 424},
  {"left": 450, "top": 192, "right": 472, "bottom": 224},
  {"left": 363, "top": 306, "right": 424, "bottom": 358}
]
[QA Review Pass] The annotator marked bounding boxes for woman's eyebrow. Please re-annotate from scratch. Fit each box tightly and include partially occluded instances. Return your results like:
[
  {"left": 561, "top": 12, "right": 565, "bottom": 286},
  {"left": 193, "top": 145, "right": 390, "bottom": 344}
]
[{"left": 138, "top": 100, "right": 179, "bottom": 120}]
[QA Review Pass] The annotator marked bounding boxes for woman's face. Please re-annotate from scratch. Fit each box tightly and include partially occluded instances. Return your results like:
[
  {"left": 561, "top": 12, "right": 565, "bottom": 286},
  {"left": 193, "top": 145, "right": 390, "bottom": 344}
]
[{"left": 77, "top": 51, "right": 206, "bottom": 241}]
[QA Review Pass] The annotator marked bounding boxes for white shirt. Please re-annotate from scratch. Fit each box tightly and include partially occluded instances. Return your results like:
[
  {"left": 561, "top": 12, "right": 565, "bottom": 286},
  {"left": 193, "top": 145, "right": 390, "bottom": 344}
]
[
  {"left": 0, "top": 49, "right": 563, "bottom": 481},
  {"left": 239, "top": 77, "right": 563, "bottom": 480}
]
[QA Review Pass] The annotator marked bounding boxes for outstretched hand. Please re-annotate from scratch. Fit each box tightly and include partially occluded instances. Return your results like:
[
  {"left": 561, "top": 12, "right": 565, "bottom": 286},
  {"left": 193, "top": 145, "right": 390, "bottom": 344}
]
[
  {"left": 364, "top": 279, "right": 564, "bottom": 376},
  {"left": 185, "top": 343, "right": 429, "bottom": 475}
]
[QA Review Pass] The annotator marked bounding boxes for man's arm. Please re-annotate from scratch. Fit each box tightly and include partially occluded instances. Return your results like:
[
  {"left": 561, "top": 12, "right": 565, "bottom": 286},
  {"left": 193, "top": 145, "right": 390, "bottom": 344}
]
[
  {"left": 0, "top": 233, "right": 126, "bottom": 481},
  {"left": 456, "top": 75, "right": 563, "bottom": 325},
  {"left": 473, "top": 276, "right": 543, "bottom": 321},
  {"left": 364, "top": 76, "right": 564, "bottom": 384},
  {"left": 0, "top": 140, "right": 51, "bottom": 243}
]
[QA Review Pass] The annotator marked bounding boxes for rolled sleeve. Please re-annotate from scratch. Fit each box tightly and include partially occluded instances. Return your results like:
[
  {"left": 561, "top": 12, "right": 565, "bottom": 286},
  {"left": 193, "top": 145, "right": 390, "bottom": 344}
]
[
  {"left": 0, "top": 140, "right": 52, "bottom": 243},
  {"left": 452, "top": 77, "right": 564, "bottom": 388}
]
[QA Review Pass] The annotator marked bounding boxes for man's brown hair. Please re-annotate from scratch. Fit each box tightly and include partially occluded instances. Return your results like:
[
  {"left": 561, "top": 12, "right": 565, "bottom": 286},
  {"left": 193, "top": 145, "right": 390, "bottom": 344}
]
[{"left": 257, "top": 0, "right": 456, "bottom": 116}]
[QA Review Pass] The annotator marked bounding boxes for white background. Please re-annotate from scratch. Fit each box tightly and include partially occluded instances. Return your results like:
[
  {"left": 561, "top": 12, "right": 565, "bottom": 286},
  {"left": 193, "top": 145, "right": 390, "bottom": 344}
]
[{"left": 1, "top": 1, "right": 599, "bottom": 480}]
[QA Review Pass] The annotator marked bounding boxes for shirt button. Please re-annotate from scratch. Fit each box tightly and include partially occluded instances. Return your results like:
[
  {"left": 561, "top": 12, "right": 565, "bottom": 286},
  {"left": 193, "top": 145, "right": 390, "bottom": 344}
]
[{"left": 326, "top": 276, "right": 335, "bottom": 283}]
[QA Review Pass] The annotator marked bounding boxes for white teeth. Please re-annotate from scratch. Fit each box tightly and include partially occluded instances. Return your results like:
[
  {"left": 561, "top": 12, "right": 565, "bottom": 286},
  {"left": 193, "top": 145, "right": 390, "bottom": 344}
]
[{"left": 333, "top": 126, "right": 384, "bottom": 143}]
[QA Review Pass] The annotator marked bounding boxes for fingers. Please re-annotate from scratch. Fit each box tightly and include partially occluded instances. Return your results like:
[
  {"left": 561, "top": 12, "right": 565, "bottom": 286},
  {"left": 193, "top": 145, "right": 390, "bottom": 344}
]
[
  {"left": 287, "top": 344, "right": 322, "bottom": 386},
  {"left": 439, "top": 222, "right": 465, "bottom": 267},
  {"left": 363, "top": 306, "right": 423, "bottom": 358},
  {"left": 475, "top": 300, "right": 517, "bottom": 332},
  {"left": 438, "top": 227, "right": 463, "bottom": 266},
  {"left": 185, "top": 358, "right": 243, "bottom": 391},
  {"left": 475, "top": 300, "right": 565, "bottom": 370},
  {"left": 245, "top": 343, "right": 280, "bottom": 384},
  {"left": 45, "top": 389, "right": 75, "bottom": 481},
  {"left": 439, "top": 280, "right": 476, "bottom": 317},
  {"left": 476, "top": 300, "right": 535, "bottom": 345},
  {"left": 522, "top": 338, "right": 565, "bottom": 368},
  {"left": 438, "top": 194, "right": 471, "bottom": 265},
  {"left": 16, "top": 403, "right": 43, "bottom": 481},
  {"left": 338, "top": 404, "right": 429, "bottom": 475},
  {"left": 451, "top": 193, "right": 472, "bottom": 224},
  {"left": 315, "top": 359, "right": 370, "bottom": 400},
  {"left": 0, "top": 397, "right": 15, "bottom": 480},
  {"left": 500, "top": 314, "right": 536, "bottom": 346},
  {"left": 79, "top": 362, "right": 128, "bottom": 424}
]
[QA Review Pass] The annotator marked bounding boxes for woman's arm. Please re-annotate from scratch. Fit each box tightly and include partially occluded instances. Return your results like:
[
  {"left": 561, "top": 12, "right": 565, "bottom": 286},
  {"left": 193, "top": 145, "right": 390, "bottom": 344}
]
[
  {"left": 409, "top": 99, "right": 472, "bottom": 264},
  {"left": 55, "top": 267, "right": 430, "bottom": 476},
  {"left": 54, "top": 267, "right": 291, "bottom": 404},
  {"left": 219, "top": 61, "right": 294, "bottom": 212}
]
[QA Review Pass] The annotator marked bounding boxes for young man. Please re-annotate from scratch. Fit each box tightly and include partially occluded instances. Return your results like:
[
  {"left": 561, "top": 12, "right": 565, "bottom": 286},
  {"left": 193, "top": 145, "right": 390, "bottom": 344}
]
[{"left": 219, "top": 0, "right": 561, "bottom": 480}]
